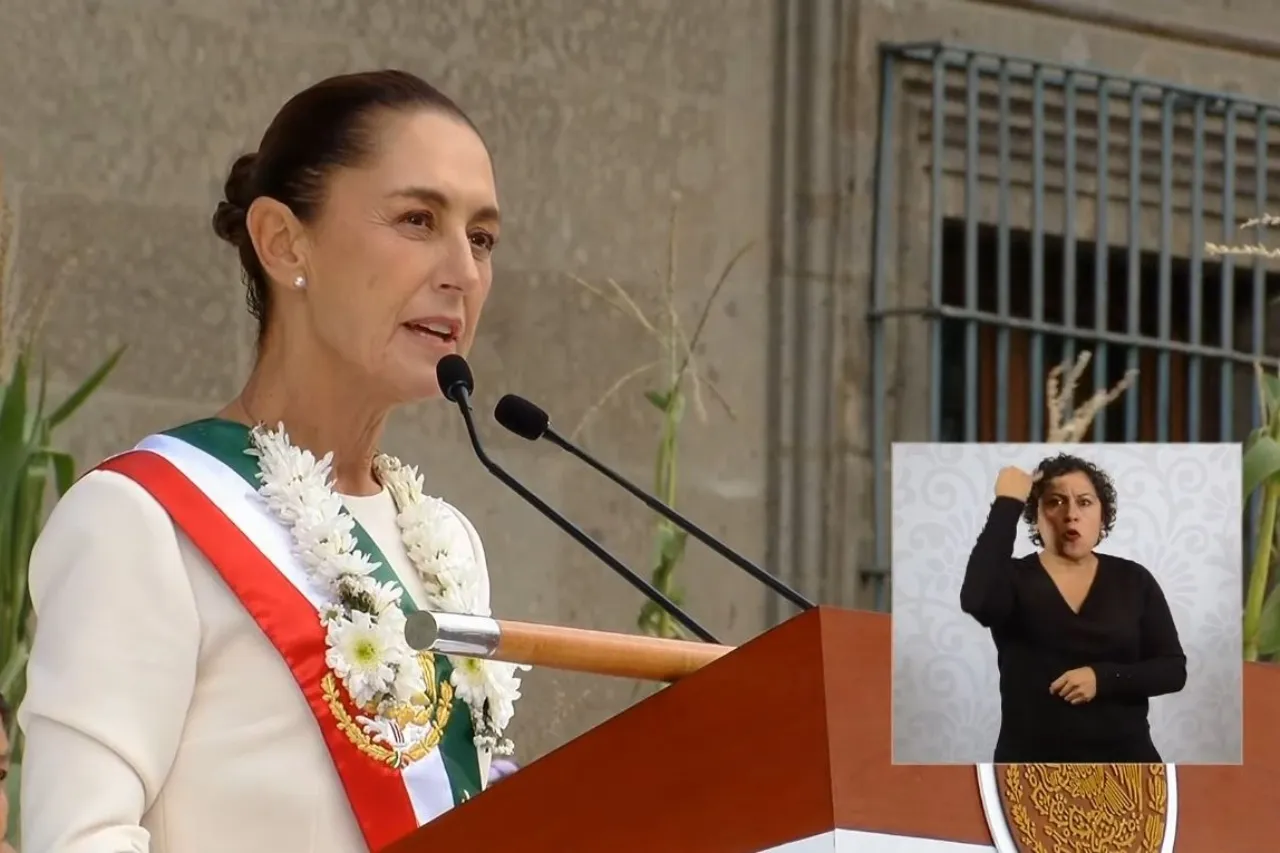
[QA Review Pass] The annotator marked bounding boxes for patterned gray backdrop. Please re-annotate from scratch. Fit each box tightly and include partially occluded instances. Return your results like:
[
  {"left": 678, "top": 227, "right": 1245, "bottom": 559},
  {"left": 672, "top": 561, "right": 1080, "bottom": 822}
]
[{"left": 891, "top": 443, "right": 1243, "bottom": 765}]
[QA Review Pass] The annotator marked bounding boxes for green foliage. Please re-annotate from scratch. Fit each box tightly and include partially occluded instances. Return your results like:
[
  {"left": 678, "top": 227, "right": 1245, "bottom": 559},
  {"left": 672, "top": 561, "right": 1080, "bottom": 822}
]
[
  {"left": 1243, "top": 365, "right": 1280, "bottom": 662},
  {"left": 0, "top": 348, "right": 123, "bottom": 732},
  {"left": 569, "top": 210, "right": 753, "bottom": 641},
  {"left": 0, "top": 158, "right": 124, "bottom": 848},
  {"left": 636, "top": 387, "right": 691, "bottom": 639},
  {"left": 0, "top": 349, "right": 123, "bottom": 850},
  {"left": 4, "top": 763, "right": 18, "bottom": 851}
]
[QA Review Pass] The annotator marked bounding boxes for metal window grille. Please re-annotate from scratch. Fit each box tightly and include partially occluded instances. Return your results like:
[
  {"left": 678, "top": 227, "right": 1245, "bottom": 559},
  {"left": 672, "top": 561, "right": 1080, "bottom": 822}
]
[{"left": 865, "top": 42, "right": 1280, "bottom": 610}]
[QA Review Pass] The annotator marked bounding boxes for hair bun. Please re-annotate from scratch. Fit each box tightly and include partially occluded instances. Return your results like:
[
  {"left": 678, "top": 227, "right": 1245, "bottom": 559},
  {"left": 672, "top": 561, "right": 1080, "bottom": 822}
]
[
  {"left": 211, "top": 152, "right": 259, "bottom": 246},
  {"left": 212, "top": 199, "right": 247, "bottom": 245}
]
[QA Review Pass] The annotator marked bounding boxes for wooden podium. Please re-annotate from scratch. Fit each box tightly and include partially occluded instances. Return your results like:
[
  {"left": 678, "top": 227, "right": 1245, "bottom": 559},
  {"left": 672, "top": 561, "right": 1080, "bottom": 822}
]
[{"left": 386, "top": 607, "right": 1280, "bottom": 853}]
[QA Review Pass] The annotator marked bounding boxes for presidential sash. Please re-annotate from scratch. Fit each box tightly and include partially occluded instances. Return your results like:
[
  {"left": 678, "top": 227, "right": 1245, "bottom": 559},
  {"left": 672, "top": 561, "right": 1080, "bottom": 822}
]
[{"left": 96, "top": 418, "right": 482, "bottom": 852}]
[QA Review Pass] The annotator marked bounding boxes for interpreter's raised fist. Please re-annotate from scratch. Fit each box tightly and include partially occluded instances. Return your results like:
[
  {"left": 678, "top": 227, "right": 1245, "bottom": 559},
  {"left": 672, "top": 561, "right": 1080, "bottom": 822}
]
[{"left": 994, "top": 466, "right": 1040, "bottom": 502}]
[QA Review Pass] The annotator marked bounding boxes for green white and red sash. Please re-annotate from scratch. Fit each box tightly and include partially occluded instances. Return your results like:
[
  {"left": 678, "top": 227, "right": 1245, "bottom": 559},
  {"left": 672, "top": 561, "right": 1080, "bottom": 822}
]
[{"left": 95, "top": 418, "right": 482, "bottom": 852}]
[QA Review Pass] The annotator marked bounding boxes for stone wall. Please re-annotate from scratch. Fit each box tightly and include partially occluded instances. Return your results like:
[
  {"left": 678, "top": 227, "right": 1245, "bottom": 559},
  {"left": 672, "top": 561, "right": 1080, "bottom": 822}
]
[
  {"left": 0, "top": 0, "right": 775, "bottom": 762},
  {"left": 828, "top": 0, "right": 1280, "bottom": 607},
  {"left": 4, "top": 0, "right": 1280, "bottom": 760}
]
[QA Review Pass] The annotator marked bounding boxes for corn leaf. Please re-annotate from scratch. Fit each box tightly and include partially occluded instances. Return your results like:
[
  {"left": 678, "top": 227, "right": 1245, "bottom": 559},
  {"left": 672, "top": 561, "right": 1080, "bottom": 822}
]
[
  {"left": 34, "top": 358, "right": 49, "bottom": 423},
  {"left": 4, "top": 761, "right": 19, "bottom": 849},
  {"left": 0, "top": 357, "right": 35, "bottom": 530},
  {"left": 0, "top": 347, "right": 122, "bottom": 778},
  {"left": 1255, "top": 585, "right": 1280, "bottom": 656},
  {"left": 644, "top": 390, "right": 670, "bottom": 410},
  {"left": 45, "top": 449, "right": 76, "bottom": 495},
  {"left": 0, "top": 353, "right": 27, "bottom": 443},
  {"left": 1243, "top": 434, "right": 1280, "bottom": 500},
  {"left": 1245, "top": 425, "right": 1267, "bottom": 453},
  {"left": 0, "top": 640, "right": 27, "bottom": 695},
  {"left": 46, "top": 346, "right": 124, "bottom": 428}
]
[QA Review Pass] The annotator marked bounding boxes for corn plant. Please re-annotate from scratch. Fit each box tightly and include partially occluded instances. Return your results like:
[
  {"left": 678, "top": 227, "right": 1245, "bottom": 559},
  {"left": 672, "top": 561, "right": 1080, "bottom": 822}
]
[
  {"left": 0, "top": 158, "right": 124, "bottom": 849},
  {"left": 1241, "top": 364, "right": 1280, "bottom": 662},
  {"left": 568, "top": 204, "right": 751, "bottom": 639},
  {"left": 1206, "top": 216, "right": 1280, "bottom": 662},
  {"left": 0, "top": 353, "right": 122, "bottom": 731}
]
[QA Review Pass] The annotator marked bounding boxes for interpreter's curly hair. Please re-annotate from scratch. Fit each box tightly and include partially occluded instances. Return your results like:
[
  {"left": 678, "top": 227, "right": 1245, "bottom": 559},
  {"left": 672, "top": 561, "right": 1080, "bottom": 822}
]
[{"left": 1022, "top": 452, "right": 1118, "bottom": 547}]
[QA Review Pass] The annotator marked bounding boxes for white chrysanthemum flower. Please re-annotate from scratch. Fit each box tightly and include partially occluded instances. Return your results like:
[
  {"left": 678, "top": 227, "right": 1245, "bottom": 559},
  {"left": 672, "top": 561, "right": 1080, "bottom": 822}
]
[
  {"left": 390, "top": 656, "right": 428, "bottom": 703},
  {"left": 319, "top": 602, "right": 344, "bottom": 627},
  {"left": 480, "top": 661, "right": 528, "bottom": 733},
  {"left": 336, "top": 574, "right": 381, "bottom": 610},
  {"left": 324, "top": 550, "right": 379, "bottom": 582},
  {"left": 379, "top": 607, "right": 407, "bottom": 635},
  {"left": 390, "top": 463, "right": 424, "bottom": 493},
  {"left": 448, "top": 655, "right": 491, "bottom": 711},
  {"left": 414, "top": 549, "right": 461, "bottom": 597},
  {"left": 256, "top": 430, "right": 334, "bottom": 486},
  {"left": 368, "top": 580, "right": 406, "bottom": 615},
  {"left": 379, "top": 456, "right": 522, "bottom": 745},
  {"left": 325, "top": 610, "right": 398, "bottom": 709},
  {"left": 252, "top": 434, "right": 524, "bottom": 753}
]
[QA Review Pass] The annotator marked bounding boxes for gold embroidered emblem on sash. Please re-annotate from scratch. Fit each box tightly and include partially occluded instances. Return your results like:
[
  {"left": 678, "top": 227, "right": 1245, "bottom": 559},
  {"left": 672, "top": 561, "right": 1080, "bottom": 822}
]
[{"left": 322, "top": 651, "right": 454, "bottom": 769}]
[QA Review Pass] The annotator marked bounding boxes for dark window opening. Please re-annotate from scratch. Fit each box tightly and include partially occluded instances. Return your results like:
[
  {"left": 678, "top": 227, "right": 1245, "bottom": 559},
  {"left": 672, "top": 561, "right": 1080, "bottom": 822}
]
[{"left": 936, "top": 218, "right": 1280, "bottom": 443}]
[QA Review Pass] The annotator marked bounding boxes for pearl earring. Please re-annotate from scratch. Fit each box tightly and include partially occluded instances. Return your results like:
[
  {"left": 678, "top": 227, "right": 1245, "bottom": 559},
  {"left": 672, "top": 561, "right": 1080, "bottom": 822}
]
[{"left": 293, "top": 275, "right": 306, "bottom": 289}]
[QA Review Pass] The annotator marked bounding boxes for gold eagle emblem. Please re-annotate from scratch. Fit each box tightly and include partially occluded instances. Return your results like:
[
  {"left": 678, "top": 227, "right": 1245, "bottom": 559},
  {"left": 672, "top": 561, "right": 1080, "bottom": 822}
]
[
  {"left": 322, "top": 651, "right": 454, "bottom": 769},
  {"left": 994, "top": 764, "right": 1171, "bottom": 853}
]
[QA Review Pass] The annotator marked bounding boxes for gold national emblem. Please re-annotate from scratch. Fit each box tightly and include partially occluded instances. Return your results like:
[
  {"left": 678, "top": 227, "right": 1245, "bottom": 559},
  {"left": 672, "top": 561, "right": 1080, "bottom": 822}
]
[
  {"left": 996, "top": 764, "right": 1172, "bottom": 853},
  {"left": 322, "top": 651, "right": 454, "bottom": 769}
]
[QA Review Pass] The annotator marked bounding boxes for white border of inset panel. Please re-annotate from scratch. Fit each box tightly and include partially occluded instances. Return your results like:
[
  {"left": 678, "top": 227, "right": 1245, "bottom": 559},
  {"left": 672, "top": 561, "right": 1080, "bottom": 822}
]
[
  {"left": 760, "top": 828, "right": 995, "bottom": 852},
  {"left": 975, "top": 764, "right": 1178, "bottom": 853}
]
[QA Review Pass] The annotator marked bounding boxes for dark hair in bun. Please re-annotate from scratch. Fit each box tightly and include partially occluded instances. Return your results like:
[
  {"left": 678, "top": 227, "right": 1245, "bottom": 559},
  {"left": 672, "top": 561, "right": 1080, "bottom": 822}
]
[
  {"left": 212, "top": 153, "right": 257, "bottom": 244},
  {"left": 211, "top": 69, "right": 478, "bottom": 343}
]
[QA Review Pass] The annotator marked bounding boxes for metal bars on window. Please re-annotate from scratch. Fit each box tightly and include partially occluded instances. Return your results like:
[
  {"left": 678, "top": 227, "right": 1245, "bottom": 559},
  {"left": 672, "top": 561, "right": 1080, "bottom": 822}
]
[{"left": 866, "top": 42, "right": 1280, "bottom": 609}]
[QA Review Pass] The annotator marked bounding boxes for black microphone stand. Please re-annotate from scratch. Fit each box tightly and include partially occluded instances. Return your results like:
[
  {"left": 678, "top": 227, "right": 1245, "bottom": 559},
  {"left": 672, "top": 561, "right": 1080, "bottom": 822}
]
[
  {"left": 493, "top": 394, "right": 815, "bottom": 612},
  {"left": 443, "top": 381, "right": 720, "bottom": 644},
  {"left": 539, "top": 426, "right": 815, "bottom": 611}
]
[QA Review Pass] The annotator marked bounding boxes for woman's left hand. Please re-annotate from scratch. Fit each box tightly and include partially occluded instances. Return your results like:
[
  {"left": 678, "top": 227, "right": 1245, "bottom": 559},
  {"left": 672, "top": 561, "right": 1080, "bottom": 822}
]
[{"left": 1050, "top": 667, "right": 1098, "bottom": 704}]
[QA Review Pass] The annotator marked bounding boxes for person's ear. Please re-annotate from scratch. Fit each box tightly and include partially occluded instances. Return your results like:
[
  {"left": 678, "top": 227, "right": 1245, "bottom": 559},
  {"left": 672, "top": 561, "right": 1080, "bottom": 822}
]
[
  {"left": 245, "top": 196, "right": 311, "bottom": 294},
  {"left": 1035, "top": 505, "right": 1055, "bottom": 550}
]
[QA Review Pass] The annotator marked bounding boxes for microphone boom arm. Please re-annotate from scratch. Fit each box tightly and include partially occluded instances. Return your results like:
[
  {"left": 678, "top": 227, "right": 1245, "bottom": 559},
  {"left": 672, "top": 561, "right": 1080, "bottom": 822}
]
[
  {"left": 450, "top": 387, "right": 720, "bottom": 644},
  {"left": 542, "top": 427, "right": 815, "bottom": 611}
]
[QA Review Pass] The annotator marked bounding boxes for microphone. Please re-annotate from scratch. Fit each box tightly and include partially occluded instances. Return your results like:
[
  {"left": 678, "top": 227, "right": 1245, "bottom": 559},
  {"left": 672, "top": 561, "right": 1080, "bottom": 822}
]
[
  {"left": 434, "top": 355, "right": 720, "bottom": 644},
  {"left": 493, "top": 393, "right": 815, "bottom": 612}
]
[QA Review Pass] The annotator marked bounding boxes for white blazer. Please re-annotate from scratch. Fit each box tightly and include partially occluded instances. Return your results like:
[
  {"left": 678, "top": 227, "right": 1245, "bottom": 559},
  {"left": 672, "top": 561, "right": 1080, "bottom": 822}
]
[{"left": 18, "top": 469, "right": 492, "bottom": 853}]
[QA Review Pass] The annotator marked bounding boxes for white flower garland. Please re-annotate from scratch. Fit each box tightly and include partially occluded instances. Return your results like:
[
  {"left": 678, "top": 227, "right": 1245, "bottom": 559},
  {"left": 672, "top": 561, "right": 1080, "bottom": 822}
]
[{"left": 249, "top": 423, "right": 526, "bottom": 755}]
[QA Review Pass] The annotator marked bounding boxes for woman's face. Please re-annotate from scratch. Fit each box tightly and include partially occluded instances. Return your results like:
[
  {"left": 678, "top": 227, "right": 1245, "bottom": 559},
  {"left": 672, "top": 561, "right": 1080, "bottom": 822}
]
[
  {"left": 298, "top": 109, "right": 499, "bottom": 403},
  {"left": 1036, "top": 470, "right": 1103, "bottom": 558}
]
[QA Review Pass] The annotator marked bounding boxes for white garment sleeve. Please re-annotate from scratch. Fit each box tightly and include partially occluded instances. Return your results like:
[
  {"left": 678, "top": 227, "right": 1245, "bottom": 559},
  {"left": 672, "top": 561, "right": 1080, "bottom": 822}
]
[{"left": 19, "top": 470, "right": 200, "bottom": 853}]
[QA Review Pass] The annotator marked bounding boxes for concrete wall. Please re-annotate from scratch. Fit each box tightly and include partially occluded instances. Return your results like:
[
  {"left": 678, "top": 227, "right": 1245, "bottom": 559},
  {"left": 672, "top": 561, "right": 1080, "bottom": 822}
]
[
  {"left": 0, "top": 0, "right": 775, "bottom": 762},
  {"left": 4, "top": 0, "right": 1280, "bottom": 760},
  {"left": 834, "top": 0, "right": 1280, "bottom": 599}
]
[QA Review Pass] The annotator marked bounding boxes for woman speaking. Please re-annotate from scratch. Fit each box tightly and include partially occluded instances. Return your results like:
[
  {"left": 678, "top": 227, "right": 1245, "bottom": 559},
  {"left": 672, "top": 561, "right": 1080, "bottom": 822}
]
[
  {"left": 18, "top": 70, "right": 526, "bottom": 852},
  {"left": 959, "top": 453, "right": 1187, "bottom": 763}
]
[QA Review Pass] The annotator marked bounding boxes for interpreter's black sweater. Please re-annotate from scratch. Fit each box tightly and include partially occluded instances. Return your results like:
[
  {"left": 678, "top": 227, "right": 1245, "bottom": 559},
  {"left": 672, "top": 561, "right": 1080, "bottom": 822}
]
[{"left": 959, "top": 497, "right": 1187, "bottom": 763}]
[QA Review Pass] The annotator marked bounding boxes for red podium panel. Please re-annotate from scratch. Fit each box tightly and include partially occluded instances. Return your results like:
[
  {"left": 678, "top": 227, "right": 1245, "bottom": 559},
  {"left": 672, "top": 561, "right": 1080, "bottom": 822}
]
[{"left": 385, "top": 608, "right": 1279, "bottom": 853}]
